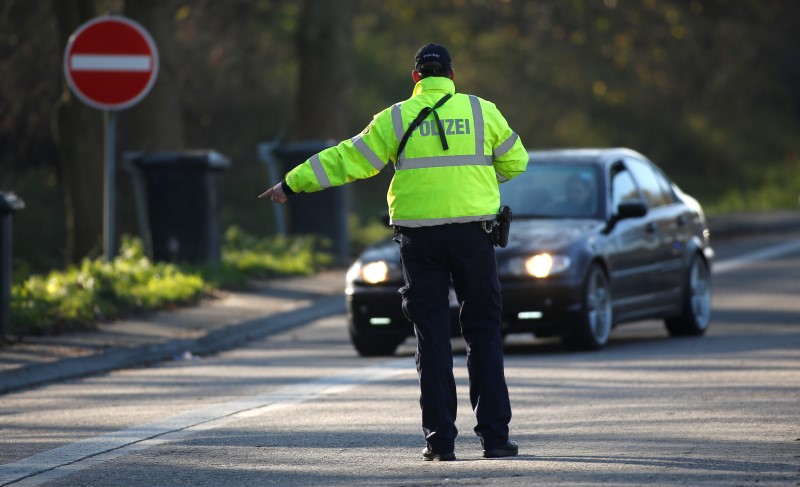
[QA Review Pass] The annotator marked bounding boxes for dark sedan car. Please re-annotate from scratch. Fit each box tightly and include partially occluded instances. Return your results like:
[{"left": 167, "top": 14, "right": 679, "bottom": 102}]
[{"left": 345, "top": 148, "right": 714, "bottom": 355}]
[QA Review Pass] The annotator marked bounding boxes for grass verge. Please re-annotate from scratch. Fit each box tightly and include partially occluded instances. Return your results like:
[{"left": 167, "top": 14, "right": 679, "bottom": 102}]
[{"left": 9, "top": 228, "right": 332, "bottom": 336}]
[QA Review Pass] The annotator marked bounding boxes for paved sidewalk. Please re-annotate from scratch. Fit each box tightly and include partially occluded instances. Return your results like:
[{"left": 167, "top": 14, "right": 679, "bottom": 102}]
[{"left": 0, "top": 269, "right": 347, "bottom": 394}]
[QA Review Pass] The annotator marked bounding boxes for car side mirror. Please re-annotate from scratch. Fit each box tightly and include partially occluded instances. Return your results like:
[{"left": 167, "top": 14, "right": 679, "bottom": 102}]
[
  {"left": 616, "top": 201, "right": 648, "bottom": 220},
  {"left": 605, "top": 200, "right": 647, "bottom": 233}
]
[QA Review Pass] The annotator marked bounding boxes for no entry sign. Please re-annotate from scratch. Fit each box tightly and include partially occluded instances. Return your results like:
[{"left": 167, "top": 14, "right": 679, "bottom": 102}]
[{"left": 64, "top": 16, "right": 159, "bottom": 110}]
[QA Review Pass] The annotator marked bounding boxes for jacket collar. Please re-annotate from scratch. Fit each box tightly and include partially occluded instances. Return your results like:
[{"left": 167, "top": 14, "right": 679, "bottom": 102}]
[{"left": 411, "top": 76, "right": 456, "bottom": 97}]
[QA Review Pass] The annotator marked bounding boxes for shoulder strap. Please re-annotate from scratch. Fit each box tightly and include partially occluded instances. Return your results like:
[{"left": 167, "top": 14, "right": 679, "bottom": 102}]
[{"left": 396, "top": 94, "right": 452, "bottom": 160}]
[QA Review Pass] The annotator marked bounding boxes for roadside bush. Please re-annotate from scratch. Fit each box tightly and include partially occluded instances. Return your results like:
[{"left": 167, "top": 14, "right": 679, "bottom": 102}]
[
  {"left": 10, "top": 237, "right": 205, "bottom": 334},
  {"left": 220, "top": 225, "right": 332, "bottom": 278},
  {"left": 9, "top": 229, "right": 333, "bottom": 336},
  {"left": 705, "top": 159, "right": 800, "bottom": 214},
  {"left": 348, "top": 215, "right": 392, "bottom": 256}
]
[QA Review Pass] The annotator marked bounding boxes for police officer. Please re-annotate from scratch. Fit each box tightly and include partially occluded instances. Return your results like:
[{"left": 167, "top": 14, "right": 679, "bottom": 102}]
[{"left": 259, "top": 44, "right": 528, "bottom": 461}]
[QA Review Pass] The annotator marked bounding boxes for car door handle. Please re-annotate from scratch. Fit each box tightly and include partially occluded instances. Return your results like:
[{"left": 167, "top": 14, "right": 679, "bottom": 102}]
[{"left": 645, "top": 222, "right": 657, "bottom": 233}]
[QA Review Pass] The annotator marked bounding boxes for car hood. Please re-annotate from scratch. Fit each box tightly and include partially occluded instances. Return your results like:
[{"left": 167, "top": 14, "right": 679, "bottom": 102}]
[
  {"left": 357, "top": 219, "right": 604, "bottom": 263},
  {"left": 499, "top": 218, "right": 604, "bottom": 253},
  {"left": 359, "top": 239, "right": 400, "bottom": 262}
]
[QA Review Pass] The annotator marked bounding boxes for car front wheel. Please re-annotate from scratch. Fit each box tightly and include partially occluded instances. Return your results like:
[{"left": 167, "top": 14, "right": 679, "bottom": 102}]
[
  {"left": 665, "top": 253, "right": 711, "bottom": 336},
  {"left": 562, "top": 263, "right": 613, "bottom": 351}
]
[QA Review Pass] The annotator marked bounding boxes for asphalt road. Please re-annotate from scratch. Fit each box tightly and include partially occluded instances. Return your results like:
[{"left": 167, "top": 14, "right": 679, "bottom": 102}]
[{"left": 1, "top": 232, "right": 798, "bottom": 486}]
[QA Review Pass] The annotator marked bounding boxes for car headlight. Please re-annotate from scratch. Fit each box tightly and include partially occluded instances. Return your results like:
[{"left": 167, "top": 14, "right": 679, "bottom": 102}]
[
  {"left": 502, "top": 253, "right": 571, "bottom": 278},
  {"left": 346, "top": 259, "right": 399, "bottom": 286},
  {"left": 361, "top": 261, "right": 390, "bottom": 283}
]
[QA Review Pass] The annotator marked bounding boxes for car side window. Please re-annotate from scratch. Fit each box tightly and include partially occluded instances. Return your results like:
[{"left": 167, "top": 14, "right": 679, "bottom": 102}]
[
  {"left": 610, "top": 166, "right": 639, "bottom": 210},
  {"left": 625, "top": 158, "right": 670, "bottom": 207},
  {"left": 650, "top": 165, "right": 677, "bottom": 205}
]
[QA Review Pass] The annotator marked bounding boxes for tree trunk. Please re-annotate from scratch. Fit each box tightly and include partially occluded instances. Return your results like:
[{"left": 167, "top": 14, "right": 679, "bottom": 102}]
[
  {"left": 52, "top": 0, "right": 104, "bottom": 264},
  {"left": 121, "top": 0, "right": 185, "bottom": 152},
  {"left": 293, "top": 0, "right": 353, "bottom": 140}
]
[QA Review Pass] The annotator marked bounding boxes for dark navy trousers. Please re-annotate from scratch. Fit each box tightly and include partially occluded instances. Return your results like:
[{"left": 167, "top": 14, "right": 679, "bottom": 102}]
[{"left": 396, "top": 222, "right": 512, "bottom": 453}]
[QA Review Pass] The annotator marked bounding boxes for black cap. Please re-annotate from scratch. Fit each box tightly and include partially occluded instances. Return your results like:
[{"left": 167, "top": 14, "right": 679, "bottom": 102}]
[{"left": 414, "top": 44, "right": 452, "bottom": 75}]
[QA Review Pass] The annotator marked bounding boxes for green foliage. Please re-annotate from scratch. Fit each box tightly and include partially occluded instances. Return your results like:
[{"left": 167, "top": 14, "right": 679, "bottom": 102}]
[
  {"left": 210, "top": 226, "right": 333, "bottom": 286},
  {"left": 10, "top": 230, "right": 333, "bottom": 336},
  {"left": 704, "top": 158, "right": 800, "bottom": 214},
  {"left": 348, "top": 215, "right": 392, "bottom": 255},
  {"left": 11, "top": 236, "right": 205, "bottom": 334}
]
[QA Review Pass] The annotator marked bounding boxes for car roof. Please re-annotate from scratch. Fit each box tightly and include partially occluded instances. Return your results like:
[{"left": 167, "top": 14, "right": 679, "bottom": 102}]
[{"left": 527, "top": 148, "right": 648, "bottom": 165}]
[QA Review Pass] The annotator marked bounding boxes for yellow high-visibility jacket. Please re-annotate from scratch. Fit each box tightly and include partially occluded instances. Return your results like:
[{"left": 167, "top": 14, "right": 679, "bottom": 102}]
[{"left": 284, "top": 76, "right": 528, "bottom": 227}]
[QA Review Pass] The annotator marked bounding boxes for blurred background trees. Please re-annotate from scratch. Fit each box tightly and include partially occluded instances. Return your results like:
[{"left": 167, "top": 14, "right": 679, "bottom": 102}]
[{"left": 1, "top": 0, "right": 799, "bottom": 274}]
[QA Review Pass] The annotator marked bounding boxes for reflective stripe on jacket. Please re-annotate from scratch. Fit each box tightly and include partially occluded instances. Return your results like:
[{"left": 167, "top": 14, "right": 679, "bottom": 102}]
[{"left": 284, "top": 76, "right": 528, "bottom": 227}]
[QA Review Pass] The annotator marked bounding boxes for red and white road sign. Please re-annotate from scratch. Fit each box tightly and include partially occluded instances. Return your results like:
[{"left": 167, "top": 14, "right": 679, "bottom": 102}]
[{"left": 63, "top": 16, "right": 159, "bottom": 110}]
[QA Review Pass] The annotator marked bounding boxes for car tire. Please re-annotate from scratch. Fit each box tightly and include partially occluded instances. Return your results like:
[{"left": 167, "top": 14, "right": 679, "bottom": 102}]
[
  {"left": 665, "top": 253, "right": 711, "bottom": 336},
  {"left": 562, "top": 263, "right": 613, "bottom": 351},
  {"left": 349, "top": 327, "right": 404, "bottom": 357}
]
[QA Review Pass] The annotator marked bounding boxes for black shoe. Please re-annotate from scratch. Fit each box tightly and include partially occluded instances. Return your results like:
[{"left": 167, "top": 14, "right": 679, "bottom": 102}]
[
  {"left": 483, "top": 440, "right": 518, "bottom": 458},
  {"left": 422, "top": 447, "right": 456, "bottom": 461}
]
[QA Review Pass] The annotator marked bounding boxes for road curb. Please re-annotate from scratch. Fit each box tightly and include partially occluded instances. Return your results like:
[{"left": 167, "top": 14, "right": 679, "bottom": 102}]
[
  {"left": 707, "top": 211, "right": 800, "bottom": 238},
  {"left": 0, "top": 295, "right": 345, "bottom": 395}
]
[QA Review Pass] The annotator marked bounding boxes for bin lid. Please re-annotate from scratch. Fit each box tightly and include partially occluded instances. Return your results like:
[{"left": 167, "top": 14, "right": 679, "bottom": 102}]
[
  {"left": 130, "top": 150, "right": 231, "bottom": 170},
  {"left": 0, "top": 191, "right": 25, "bottom": 214}
]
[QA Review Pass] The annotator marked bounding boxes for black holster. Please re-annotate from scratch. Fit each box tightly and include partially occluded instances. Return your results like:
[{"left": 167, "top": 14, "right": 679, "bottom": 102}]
[{"left": 492, "top": 205, "right": 512, "bottom": 248}]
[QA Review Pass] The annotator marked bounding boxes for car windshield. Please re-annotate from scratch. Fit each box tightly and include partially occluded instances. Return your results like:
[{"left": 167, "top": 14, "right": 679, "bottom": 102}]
[{"left": 500, "top": 163, "right": 601, "bottom": 218}]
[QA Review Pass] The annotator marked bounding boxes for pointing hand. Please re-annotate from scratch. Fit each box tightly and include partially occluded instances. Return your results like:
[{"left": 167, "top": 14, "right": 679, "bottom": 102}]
[{"left": 258, "top": 182, "right": 287, "bottom": 203}]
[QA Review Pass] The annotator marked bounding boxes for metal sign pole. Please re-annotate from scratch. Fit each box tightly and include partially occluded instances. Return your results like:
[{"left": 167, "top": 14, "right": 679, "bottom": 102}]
[{"left": 104, "top": 110, "right": 116, "bottom": 261}]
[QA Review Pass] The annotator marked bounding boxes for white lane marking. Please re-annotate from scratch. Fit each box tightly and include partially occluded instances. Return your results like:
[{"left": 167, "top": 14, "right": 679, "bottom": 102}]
[
  {"left": 0, "top": 358, "right": 414, "bottom": 487},
  {"left": 713, "top": 238, "right": 800, "bottom": 274},
  {"left": 70, "top": 55, "right": 151, "bottom": 71}
]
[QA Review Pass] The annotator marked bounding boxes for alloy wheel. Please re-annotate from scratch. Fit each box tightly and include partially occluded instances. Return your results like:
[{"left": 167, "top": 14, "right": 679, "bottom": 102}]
[
  {"left": 586, "top": 266, "right": 612, "bottom": 345},
  {"left": 689, "top": 257, "right": 711, "bottom": 330}
]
